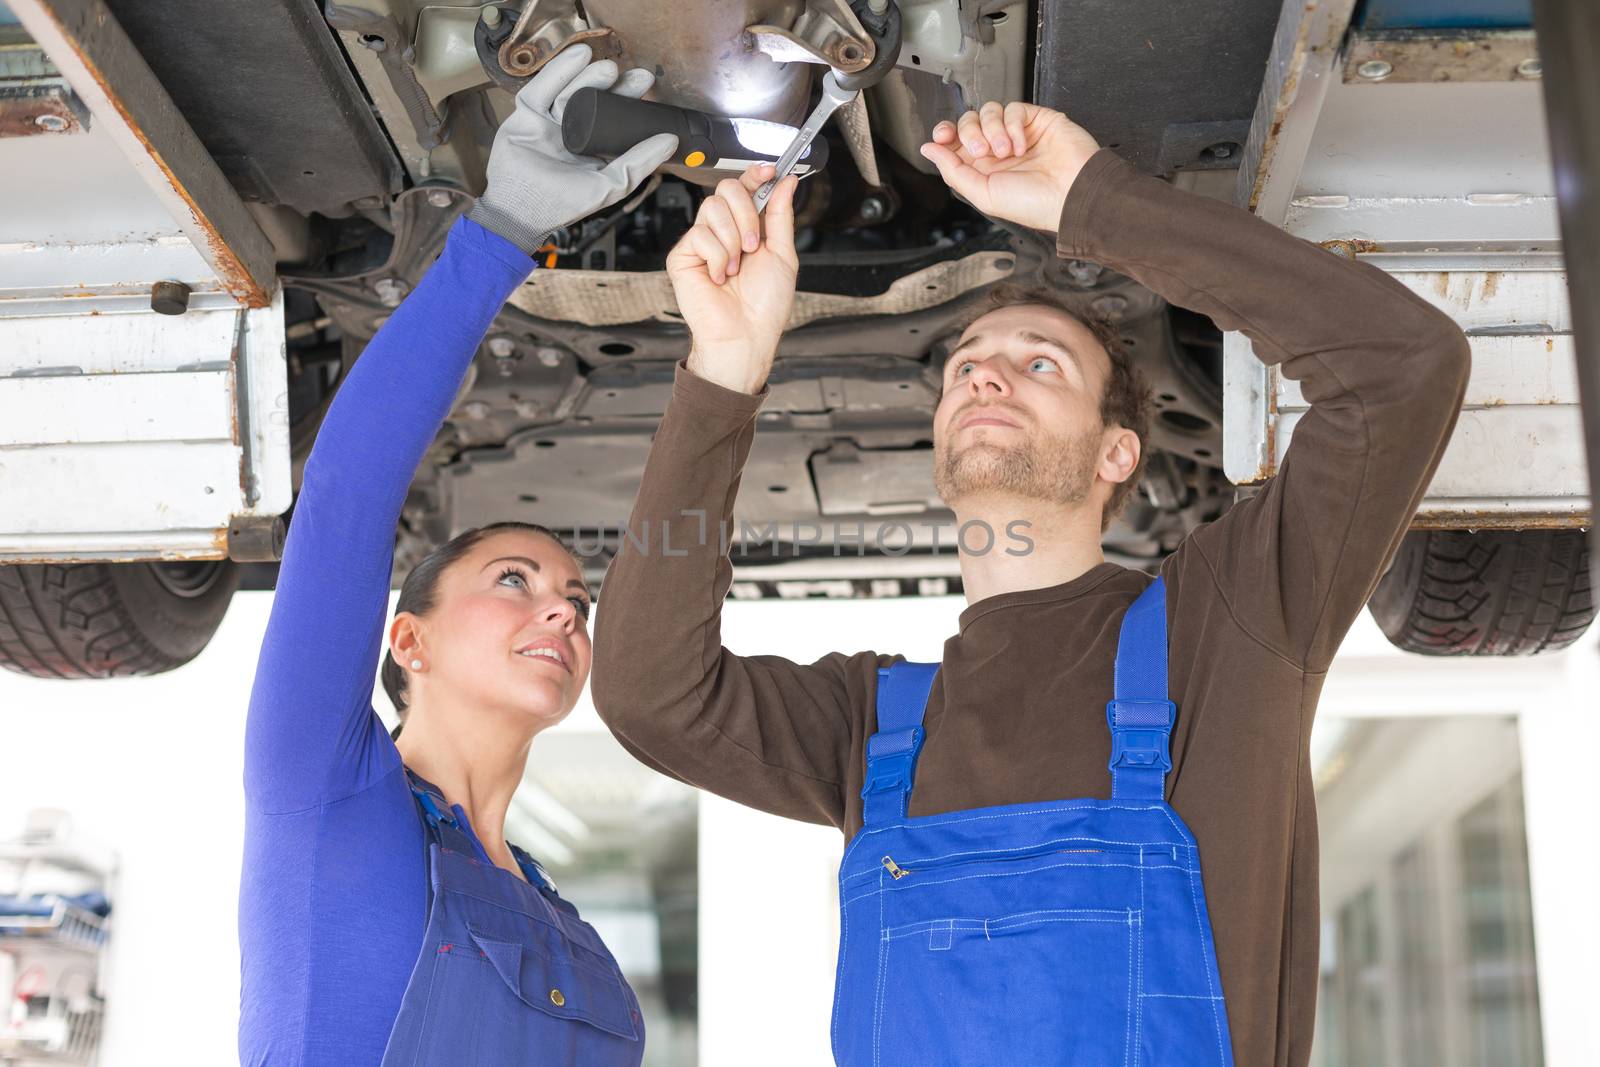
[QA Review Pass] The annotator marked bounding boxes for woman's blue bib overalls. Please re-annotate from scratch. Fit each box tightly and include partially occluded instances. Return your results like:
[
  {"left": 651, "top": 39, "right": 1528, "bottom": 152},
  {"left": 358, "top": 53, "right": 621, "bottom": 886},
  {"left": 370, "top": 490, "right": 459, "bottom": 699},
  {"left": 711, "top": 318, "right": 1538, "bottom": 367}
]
[
  {"left": 379, "top": 772, "right": 645, "bottom": 1066},
  {"left": 833, "top": 578, "right": 1236, "bottom": 1065}
]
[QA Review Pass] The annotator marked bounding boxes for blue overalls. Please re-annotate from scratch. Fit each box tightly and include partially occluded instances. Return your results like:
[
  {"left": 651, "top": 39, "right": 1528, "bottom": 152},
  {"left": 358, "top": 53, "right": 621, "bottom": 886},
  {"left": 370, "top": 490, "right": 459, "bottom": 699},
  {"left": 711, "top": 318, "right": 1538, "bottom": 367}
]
[
  {"left": 379, "top": 770, "right": 645, "bottom": 1065},
  {"left": 833, "top": 578, "right": 1235, "bottom": 1065}
]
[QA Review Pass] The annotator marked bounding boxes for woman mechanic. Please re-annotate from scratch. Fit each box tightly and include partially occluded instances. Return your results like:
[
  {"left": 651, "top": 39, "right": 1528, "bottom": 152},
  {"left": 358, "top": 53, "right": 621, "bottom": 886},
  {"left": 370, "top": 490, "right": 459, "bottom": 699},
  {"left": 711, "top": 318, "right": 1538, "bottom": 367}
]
[{"left": 237, "top": 47, "right": 704, "bottom": 1066}]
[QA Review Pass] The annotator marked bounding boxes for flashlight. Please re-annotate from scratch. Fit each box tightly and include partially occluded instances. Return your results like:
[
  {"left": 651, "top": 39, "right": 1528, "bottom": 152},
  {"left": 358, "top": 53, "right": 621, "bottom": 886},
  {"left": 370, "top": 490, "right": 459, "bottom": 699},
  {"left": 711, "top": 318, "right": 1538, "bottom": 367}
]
[{"left": 561, "top": 87, "right": 829, "bottom": 175}]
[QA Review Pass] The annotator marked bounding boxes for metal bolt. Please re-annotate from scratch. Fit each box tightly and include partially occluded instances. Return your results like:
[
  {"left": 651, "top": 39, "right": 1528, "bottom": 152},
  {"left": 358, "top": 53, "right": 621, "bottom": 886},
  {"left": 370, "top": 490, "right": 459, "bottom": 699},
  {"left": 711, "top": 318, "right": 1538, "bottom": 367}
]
[
  {"left": 488, "top": 336, "right": 516, "bottom": 359},
  {"left": 34, "top": 114, "right": 68, "bottom": 132},
  {"left": 1065, "top": 259, "right": 1103, "bottom": 288},
  {"left": 1516, "top": 58, "right": 1542, "bottom": 79},
  {"left": 373, "top": 277, "right": 410, "bottom": 307},
  {"left": 1203, "top": 142, "right": 1233, "bottom": 160},
  {"left": 427, "top": 189, "right": 453, "bottom": 208},
  {"left": 150, "top": 280, "right": 192, "bottom": 316},
  {"left": 859, "top": 195, "right": 889, "bottom": 223},
  {"left": 461, "top": 401, "right": 492, "bottom": 420},
  {"left": 536, "top": 347, "right": 564, "bottom": 368},
  {"left": 1090, "top": 293, "right": 1128, "bottom": 320},
  {"left": 1357, "top": 59, "right": 1393, "bottom": 81},
  {"left": 481, "top": 5, "right": 501, "bottom": 27},
  {"left": 829, "top": 40, "right": 864, "bottom": 65}
]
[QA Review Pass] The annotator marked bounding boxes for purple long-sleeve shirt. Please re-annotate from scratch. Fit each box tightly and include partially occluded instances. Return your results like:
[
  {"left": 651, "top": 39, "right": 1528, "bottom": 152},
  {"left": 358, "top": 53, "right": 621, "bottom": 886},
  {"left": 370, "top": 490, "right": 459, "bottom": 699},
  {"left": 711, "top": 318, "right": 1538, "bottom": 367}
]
[{"left": 239, "top": 219, "right": 533, "bottom": 1066}]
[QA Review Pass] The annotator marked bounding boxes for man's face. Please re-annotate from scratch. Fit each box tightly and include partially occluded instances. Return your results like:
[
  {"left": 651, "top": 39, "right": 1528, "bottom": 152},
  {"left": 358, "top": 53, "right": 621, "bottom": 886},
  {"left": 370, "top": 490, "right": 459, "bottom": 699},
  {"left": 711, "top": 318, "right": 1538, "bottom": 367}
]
[{"left": 932, "top": 303, "right": 1115, "bottom": 510}]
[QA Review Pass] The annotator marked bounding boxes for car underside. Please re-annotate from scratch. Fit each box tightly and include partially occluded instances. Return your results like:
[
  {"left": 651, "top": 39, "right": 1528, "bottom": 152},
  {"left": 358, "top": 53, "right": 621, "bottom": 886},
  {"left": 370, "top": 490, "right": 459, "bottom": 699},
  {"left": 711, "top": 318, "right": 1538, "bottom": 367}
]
[
  {"left": 0, "top": 0, "right": 1592, "bottom": 677},
  {"left": 105, "top": 0, "right": 1243, "bottom": 583}
]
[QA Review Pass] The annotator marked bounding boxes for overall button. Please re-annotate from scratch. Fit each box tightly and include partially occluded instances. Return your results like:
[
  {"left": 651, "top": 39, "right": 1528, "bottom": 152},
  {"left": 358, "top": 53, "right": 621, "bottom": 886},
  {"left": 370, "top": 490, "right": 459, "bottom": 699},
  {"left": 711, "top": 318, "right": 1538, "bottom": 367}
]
[{"left": 549, "top": 988, "right": 566, "bottom": 1007}]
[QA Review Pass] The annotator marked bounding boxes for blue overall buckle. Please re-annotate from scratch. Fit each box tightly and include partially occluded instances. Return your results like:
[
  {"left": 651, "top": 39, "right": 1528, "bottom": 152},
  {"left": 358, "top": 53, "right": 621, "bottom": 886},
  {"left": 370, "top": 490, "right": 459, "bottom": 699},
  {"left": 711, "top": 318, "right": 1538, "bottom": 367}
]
[
  {"left": 860, "top": 726, "right": 925, "bottom": 801},
  {"left": 414, "top": 788, "right": 458, "bottom": 829},
  {"left": 1105, "top": 699, "right": 1176, "bottom": 774}
]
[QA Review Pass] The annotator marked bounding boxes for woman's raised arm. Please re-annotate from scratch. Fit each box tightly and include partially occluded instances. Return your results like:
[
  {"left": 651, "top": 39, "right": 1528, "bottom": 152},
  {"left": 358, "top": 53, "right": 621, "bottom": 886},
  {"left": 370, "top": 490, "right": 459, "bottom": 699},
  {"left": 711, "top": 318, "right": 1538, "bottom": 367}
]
[{"left": 244, "top": 46, "right": 678, "bottom": 813}]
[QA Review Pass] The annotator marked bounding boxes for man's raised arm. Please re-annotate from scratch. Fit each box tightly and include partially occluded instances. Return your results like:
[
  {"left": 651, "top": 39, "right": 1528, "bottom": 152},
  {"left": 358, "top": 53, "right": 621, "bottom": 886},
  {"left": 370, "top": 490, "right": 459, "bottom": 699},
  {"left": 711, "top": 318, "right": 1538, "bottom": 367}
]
[
  {"left": 923, "top": 103, "right": 1471, "bottom": 671},
  {"left": 591, "top": 166, "right": 884, "bottom": 828},
  {"left": 1059, "top": 150, "right": 1469, "bottom": 671}
]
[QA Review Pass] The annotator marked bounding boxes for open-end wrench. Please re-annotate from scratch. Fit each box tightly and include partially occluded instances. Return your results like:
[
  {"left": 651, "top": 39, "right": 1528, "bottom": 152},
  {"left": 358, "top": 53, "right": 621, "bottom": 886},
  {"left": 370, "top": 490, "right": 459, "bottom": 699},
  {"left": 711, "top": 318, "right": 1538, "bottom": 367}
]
[
  {"left": 752, "top": 0, "right": 902, "bottom": 214},
  {"left": 752, "top": 70, "right": 857, "bottom": 214}
]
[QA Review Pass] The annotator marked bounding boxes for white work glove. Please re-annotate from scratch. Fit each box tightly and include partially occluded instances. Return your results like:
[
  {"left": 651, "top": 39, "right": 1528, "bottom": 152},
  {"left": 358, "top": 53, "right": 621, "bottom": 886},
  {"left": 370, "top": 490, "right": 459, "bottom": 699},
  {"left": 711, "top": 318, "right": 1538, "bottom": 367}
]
[{"left": 468, "top": 43, "right": 679, "bottom": 255}]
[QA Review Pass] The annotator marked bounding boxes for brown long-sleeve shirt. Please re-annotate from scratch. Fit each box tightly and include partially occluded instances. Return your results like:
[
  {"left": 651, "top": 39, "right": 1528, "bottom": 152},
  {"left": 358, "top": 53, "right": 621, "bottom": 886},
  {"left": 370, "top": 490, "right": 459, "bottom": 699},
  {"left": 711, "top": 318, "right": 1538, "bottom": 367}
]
[{"left": 592, "top": 148, "right": 1471, "bottom": 1066}]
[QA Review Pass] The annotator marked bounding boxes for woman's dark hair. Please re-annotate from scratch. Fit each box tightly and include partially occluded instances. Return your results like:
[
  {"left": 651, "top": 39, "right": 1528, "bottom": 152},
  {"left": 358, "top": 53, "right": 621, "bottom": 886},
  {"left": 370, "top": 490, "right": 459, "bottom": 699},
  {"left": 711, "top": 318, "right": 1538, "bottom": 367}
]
[{"left": 382, "top": 521, "right": 569, "bottom": 738}]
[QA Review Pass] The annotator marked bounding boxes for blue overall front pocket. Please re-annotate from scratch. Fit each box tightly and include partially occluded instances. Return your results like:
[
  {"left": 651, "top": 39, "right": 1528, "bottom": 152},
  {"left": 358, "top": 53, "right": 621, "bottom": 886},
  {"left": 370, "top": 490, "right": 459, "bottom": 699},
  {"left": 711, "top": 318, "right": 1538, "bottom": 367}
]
[
  {"left": 857, "top": 845, "right": 1157, "bottom": 1066},
  {"left": 875, "top": 907, "right": 1140, "bottom": 1064}
]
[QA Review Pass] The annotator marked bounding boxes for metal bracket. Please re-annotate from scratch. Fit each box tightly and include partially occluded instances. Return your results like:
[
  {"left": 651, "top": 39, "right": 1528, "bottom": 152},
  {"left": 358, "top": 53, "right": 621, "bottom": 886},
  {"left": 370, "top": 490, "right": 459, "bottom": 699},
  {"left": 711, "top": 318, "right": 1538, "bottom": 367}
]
[
  {"left": 9, "top": 0, "right": 275, "bottom": 306},
  {"left": 1343, "top": 29, "right": 1541, "bottom": 84},
  {"left": 281, "top": 184, "right": 470, "bottom": 340},
  {"left": 0, "top": 45, "right": 89, "bottom": 138},
  {"left": 1224, "top": 0, "right": 1585, "bottom": 523},
  {"left": 472, "top": 4, "right": 622, "bottom": 95},
  {"left": 497, "top": 0, "right": 617, "bottom": 79},
  {"left": 325, "top": 4, "right": 450, "bottom": 150},
  {"left": 749, "top": 0, "right": 876, "bottom": 72},
  {"left": 227, "top": 515, "right": 287, "bottom": 562}
]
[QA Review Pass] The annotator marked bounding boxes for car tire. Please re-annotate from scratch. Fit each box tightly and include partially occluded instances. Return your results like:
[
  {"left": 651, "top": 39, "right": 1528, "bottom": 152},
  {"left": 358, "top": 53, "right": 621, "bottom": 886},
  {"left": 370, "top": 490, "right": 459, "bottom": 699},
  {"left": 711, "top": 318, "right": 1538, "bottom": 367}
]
[
  {"left": 1369, "top": 528, "right": 1595, "bottom": 656},
  {"left": 0, "top": 560, "right": 240, "bottom": 679}
]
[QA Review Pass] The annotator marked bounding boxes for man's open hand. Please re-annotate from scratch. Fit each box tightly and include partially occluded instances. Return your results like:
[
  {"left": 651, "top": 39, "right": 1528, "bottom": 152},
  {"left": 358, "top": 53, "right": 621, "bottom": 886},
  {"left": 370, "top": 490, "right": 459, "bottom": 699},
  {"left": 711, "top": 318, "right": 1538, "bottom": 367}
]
[
  {"left": 919, "top": 102, "right": 1101, "bottom": 235},
  {"left": 667, "top": 164, "right": 799, "bottom": 395}
]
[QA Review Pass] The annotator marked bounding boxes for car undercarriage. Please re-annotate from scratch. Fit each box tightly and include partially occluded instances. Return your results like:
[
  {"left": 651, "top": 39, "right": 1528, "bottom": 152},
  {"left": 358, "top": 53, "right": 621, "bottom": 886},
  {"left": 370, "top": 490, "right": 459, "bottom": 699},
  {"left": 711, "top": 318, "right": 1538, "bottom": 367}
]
[
  {"left": 103, "top": 0, "right": 1246, "bottom": 590},
  {"left": 0, "top": 0, "right": 1591, "bottom": 677}
]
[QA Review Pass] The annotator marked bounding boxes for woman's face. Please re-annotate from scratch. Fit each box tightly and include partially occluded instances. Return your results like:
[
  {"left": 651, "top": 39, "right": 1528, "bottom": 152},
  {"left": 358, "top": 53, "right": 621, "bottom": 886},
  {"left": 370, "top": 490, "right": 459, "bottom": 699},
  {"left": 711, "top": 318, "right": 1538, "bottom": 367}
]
[{"left": 409, "top": 530, "right": 593, "bottom": 731}]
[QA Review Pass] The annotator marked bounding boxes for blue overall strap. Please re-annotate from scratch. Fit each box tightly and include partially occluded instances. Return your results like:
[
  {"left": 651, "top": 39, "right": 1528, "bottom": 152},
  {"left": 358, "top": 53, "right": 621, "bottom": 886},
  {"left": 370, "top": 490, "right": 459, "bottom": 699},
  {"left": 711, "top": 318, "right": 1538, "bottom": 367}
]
[
  {"left": 509, "top": 844, "right": 559, "bottom": 896},
  {"left": 406, "top": 769, "right": 560, "bottom": 896},
  {"left": 861, "top": 661, "right": 940, "bottom": 827},
  {"left": 1107, "top": 577, "right": 1177, "bottom": 801},
  {"left": 404, "top": 768, "right": 480, "bottom": 856}
]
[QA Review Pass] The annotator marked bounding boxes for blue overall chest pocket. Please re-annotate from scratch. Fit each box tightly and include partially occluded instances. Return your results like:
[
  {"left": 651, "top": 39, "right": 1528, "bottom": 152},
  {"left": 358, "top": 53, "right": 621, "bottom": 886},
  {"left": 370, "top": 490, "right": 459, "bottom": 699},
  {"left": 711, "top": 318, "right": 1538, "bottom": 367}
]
[
  {"left": 454, "top": 920, "right": 638, "bottom": 1038},
  {"left": 412, "top": 848, "right": 643, "bottom": 1064}
]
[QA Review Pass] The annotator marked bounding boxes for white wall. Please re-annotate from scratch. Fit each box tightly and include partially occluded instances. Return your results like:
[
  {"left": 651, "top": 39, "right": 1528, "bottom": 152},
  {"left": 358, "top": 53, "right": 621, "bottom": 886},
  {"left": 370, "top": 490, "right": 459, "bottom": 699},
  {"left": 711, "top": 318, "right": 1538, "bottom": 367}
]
[
  {"left": 1315, "top": 615, "right": 1600, "bottom": 1067},
  {"left": 0, "top": 593, "right": 266, "bottom": 1066},
  {"left": 0, "top": 590, "right": 663, "bottom": 1065},
  {"left": 699, "top": 596, "right": 962, "bottom": 1067}
]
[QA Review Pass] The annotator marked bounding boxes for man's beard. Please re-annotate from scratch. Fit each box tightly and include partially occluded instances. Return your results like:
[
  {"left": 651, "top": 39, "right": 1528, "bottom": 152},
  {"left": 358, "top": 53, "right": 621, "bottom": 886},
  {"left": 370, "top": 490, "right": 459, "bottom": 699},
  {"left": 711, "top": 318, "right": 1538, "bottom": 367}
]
[{"left": 934, "top": 416, "right": 1102, "bottom": 508}]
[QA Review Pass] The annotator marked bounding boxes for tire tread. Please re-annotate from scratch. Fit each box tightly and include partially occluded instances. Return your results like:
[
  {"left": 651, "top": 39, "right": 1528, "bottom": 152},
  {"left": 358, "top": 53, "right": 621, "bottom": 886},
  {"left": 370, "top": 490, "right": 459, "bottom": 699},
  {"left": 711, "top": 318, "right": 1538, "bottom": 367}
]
[
  {"left": 1371, "top": 529, "right": 1596, "bottom": 657},
  {"left": 0, "top": 562, "right": 228, "bottom": 679}
]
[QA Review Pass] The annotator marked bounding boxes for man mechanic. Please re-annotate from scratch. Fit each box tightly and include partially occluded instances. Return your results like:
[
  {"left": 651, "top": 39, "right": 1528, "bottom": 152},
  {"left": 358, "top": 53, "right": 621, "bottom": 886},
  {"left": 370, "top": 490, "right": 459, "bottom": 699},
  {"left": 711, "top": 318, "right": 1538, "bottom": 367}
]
[{"left": 591, "top": 98, "right": 1470, "bottom": 1065}]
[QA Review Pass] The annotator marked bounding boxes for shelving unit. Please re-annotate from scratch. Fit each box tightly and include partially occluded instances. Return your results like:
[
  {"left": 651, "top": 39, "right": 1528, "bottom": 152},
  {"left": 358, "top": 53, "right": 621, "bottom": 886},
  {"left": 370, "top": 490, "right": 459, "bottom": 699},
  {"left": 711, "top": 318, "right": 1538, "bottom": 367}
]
[{"left": 0, "top": 812, "right": 114, "bottom": 1067}]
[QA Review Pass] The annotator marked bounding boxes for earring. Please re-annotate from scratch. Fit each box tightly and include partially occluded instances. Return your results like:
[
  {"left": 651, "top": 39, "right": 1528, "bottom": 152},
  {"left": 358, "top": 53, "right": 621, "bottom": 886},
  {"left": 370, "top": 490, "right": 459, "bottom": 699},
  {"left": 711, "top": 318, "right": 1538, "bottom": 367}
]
[{"left": 410, "top": 659, "right": 423, "bottom": 671}]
